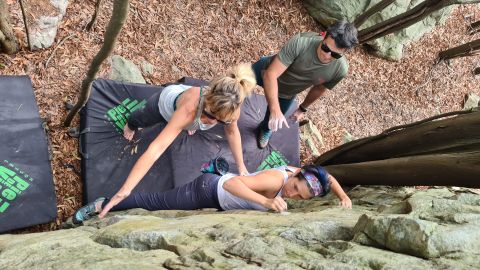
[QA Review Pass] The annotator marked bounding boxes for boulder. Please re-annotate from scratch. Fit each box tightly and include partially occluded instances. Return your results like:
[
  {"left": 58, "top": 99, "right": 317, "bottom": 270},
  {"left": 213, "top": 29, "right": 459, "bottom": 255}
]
[
  {"left": 110, "top": 55, "right": 146, "bottom": 84},
  {"left": 29, "top": 0, "right": 69, "bottom": 50},
  {"left": 463, "top": 93, "right": 480, "bottom": 110},
  {"left": 1, "top": 187, "right": 480, "bottom": 269},
  {"left": 342, "top": 130, "right": 356, "bottom": 144},
  {"left": 300, "top": 120, "right": 324, "bottom": 157},
  {"left": 353, "top": 188, "right": 480, "bottom": 259},
  {"left": 141, "top": 61, "right": 155, "bottom": 76},
  {"left": 0, "top": 229, "right": 176, "bottom": 270}
]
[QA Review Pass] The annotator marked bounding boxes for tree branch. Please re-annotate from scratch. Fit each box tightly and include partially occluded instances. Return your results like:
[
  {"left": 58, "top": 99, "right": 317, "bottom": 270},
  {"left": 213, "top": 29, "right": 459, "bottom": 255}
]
[
  {"left": 438, "top": 38, "right": 480, "bottom": 61},
  {"left": 86, "top": 0, "right": 103, "bottom": 31},
  {"left": 358, "top": 0, "right": 445, "bottom": 43},
  {"left": 468, "top": 20, "right": 480, "bottom": 35},
  {"left": 316, "top": 108, "right": 477, "bottom": 166},
  {"left": 64, "top": 0, "right": 129, "bottom": 127},
  {"left": 358, "top": 0, "right": 480, "bottom": 43},
  {"left": 45, "top": 33, "right": 76, "bottom": 68},
  {"left": 18, "top": 0, "right": 31, "bottom": 50},
  {"left": 354, "top": 0, "right": 395, "bottom": 28},
  {"left": 449, "top": 0, "right": 480, "bottom": 3}
]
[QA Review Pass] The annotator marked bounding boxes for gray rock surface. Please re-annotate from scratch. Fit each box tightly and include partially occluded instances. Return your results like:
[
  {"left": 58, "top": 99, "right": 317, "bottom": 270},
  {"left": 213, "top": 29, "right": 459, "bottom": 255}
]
[
  {"left": 1, "top": 187, "right": 480, "bottom": 269},
  {"left": 463, "top": 93, "right": 480, "bottom": 110},
  {"left": 110, "top": 55, "right": 146, "bottom": 84},
  {"left": 300, "top": 120, "right": 324, "bottom": 157},
  {"left": 342, "top": 130, "right": 356, "bottom": 144},
  {"left": 353, "top": 188, "right": 480, "bottom": 260},
  {"left": 141, "top": 61, "right": 155, "bottom": 76},
  {"left": 302, "top": 0, "right": 454, "bottom": 61},
  {"left": 29, "top": 0, "right": 69, "bottom": 50}
]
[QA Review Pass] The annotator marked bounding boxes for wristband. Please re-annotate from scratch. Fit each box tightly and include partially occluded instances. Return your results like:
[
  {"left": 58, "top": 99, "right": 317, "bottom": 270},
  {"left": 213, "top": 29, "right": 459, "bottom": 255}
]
[{"left": 299, "top": 104, "right": 308, "bottom": 112}]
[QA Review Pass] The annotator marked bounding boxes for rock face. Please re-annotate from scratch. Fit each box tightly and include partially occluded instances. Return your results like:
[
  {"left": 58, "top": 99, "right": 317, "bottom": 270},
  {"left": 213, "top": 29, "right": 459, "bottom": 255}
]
[
  {"left": 110, "top": 55, "right": 146, "bottom": 84},
  {"left": 1, "top": 187, "right": 480, "bottom": 269},
  {"left": 300, "top": 120, "right": 324, "bottom": 158},
  {"left": 463, "top": 93, "right": 480, "bottom": 110},
  {"left": 29, "top": 0, "right": 69, "bottom": 50},
  {"left": 353, "top": 189, "right": 480, "bottom": 259},
  {"left": 302, "top": 0, "right": 453, "bottom": 61}
]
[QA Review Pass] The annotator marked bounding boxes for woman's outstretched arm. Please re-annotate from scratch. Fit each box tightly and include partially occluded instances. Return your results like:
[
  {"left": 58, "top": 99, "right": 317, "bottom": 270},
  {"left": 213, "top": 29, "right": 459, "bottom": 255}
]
[
  {"left": 100, "top": 108, "right": 191, "bottom": 218},
  {"left": 224, "top": 119, "right": 248, "bottom": 175},
  {"left": 329, "top": 175, "right": 352, "bottom": 208}
]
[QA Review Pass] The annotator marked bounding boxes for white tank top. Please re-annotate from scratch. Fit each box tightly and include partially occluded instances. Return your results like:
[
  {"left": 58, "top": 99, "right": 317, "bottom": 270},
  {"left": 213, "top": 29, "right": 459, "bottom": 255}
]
[
  {"left": 216, "top": 166, "right": 291, "bottom": 211},
  {"left": 157, "top": 84, "right": 216, "bottom": 131},
  {"left": 157, "top": 84, "right": 190, "bottom": 122}
]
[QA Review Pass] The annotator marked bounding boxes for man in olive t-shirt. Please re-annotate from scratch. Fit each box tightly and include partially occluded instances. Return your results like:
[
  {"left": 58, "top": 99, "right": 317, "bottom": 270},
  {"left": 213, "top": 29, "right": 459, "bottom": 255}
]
[{"left": 252, "top": 20, "right": 358, "bottom": 149}]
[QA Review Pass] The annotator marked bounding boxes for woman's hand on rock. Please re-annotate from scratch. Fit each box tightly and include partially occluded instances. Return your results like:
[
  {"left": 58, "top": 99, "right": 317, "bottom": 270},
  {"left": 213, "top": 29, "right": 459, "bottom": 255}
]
[
  {"left": 264, "top": 196, "right": 288, "bottom": 212},
  {"left": 99, "top": 191, "right": 130, "bottom": 218},
  {"left": 339, "top": 196, "right": 352, "bottom": 209}
]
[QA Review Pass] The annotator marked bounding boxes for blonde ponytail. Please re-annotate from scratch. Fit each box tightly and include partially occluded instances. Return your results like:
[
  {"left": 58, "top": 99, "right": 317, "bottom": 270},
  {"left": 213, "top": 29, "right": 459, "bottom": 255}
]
[
  {"left": 204, "top": 63, "right": 256, "bottom": 122},
  {"left": 230, "top": 63, "right": 256, "bottom": 100}
]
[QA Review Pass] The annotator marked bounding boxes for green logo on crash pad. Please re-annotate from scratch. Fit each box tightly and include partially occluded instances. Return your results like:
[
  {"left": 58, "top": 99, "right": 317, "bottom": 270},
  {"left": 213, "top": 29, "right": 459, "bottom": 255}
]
[
  {"left": 256, "top": 150, "right": 289, "bottom": 171},
  {"left": 106, "top": 98, "right": 146, "bottom": 132},
  {"left": 0, "top": 160, "right": 33, "bottom": 213}
]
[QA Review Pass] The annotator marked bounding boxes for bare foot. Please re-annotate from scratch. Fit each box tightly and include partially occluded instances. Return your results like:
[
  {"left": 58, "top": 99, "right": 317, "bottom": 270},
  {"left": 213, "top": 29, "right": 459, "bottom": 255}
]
[
  {"left": 188, "top": 130, "right": 196, "bottom": 136},
  {"left": 123, "top": 124, "right": 135, "bottom": 141}
]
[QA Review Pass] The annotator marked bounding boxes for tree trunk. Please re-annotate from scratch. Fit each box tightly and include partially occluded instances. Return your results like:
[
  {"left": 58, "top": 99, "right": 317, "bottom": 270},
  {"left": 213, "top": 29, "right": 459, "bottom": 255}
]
[
  {"left": 64, "top": 0, "right": 129, "bottom": 127},
  {"left": 325, "top": 151, "right": 480, "bottom": 187},
  {"left": 86, "top": 0, "right": 104, "bottom": 31},
  {"left": 358, "top": 0, "right": 480, "bottom": 44},
  {"left": 18, "top": 0, "right": 31, "bottom": 50},
  {"left": 468, "top": 20, "right": 480, "bottom": 35},
  {"left": 316, "top": 109, "right": 480, "bottom": 187},
  {"left": 438, "top": 38, "right": 480, "bottom": 61},
  {"left": 354, "top": 0, "right": 395, "bottom": 28},
  {"left": 0, "top": 0, "right": 19, "bottom": 54}
]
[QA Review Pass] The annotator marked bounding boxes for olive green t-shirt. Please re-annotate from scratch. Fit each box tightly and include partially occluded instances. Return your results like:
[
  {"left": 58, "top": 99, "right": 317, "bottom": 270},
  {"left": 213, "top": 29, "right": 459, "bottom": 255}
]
[{"left": 264, "top": 32, "right": 348, "bottom": 99}]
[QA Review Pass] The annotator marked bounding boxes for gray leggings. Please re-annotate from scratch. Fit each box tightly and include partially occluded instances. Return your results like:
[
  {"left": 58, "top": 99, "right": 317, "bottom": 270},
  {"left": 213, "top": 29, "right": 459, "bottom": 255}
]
[
  {"left": 105, "top": 173, "right": 222, "bottom": 211},
  {"left": 127, "top": 91, "right": 166, "bottom": 130}
]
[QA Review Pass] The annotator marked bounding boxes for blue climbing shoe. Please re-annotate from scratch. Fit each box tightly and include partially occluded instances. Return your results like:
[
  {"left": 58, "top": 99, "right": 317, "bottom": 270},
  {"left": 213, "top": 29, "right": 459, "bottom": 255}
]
[
  {"left": 257, "top": 129, "right": 272, "bottom": 149},
  {"left": 72, "top": 197, "right": 106, "bottom": 225}
]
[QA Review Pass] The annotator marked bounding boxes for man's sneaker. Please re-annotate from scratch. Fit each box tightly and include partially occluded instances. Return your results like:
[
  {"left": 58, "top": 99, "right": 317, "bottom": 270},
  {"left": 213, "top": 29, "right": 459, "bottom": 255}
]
[
  {"left": 257, "top": 129, "right": 272, "bottom": 149},
  {"left": 72, "top": 197, "right": 106, "bottom": 225}
]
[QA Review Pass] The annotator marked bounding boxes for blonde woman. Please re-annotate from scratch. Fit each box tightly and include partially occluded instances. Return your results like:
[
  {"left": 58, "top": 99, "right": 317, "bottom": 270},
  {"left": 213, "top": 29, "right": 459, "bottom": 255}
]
[{"left": 104, "top": 64, "right": 256, "bottom": 214}]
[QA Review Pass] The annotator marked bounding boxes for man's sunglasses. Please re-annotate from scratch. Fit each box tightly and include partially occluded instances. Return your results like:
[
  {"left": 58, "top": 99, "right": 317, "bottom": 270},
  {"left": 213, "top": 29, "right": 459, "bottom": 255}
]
[
  {"left": 203, "top": 109, "right": 232, "bottom": 125},
  {"left": 320, "top": 43, "right": 343, "bottom": 59}
]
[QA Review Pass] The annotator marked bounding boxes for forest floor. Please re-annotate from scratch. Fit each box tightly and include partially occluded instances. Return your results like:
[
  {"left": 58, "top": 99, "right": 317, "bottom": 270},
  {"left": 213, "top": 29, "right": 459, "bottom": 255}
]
[{"left": 2, "top": 0, "right": 480, "bottom": 232}]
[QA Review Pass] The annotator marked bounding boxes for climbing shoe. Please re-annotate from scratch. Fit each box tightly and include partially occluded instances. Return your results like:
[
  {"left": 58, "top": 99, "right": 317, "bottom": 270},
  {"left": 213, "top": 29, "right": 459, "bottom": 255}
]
[
  {"left": 72, "top": 197, "right": 106, "bottom": 225},
  {"left": 257, "top": 129, "right": 272, "bottom": 149}
]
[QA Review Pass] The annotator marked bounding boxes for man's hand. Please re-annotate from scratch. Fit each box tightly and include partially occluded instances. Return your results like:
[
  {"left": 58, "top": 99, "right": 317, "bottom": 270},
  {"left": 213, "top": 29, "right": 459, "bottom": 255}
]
[
  {"left": 290, "top": 108, "right": 305, "bottom": 122},
  {"left": 99, "top": 191, "right": 131, "bottom": 218},
  {"left": 238, "top": 164, "right": 249, "bottom": 176},
  {"left": 339, "top": 196, "right": 352, "bottom": 209},
  {"left": 268, "top": 109, "right": 290, "bottom": 132},
  {"left": 264, "top": 196, "right": 288, "bottom": 212}
]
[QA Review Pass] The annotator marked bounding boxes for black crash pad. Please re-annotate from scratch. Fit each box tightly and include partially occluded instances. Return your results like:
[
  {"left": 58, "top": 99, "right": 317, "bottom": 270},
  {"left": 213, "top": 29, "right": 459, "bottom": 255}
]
[
  {"left": 0, "top": 76, "right": 57, "bottom": 233},
  {"left": 80, "top": 78, "right": 300, "bottom": 203}
]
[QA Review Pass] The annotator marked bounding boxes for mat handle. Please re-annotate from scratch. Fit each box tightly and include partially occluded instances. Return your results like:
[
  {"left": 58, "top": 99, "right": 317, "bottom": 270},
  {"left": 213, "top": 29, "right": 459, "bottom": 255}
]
[{"left": 78, "top": 127, "right": 90, "bottom": 159}]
